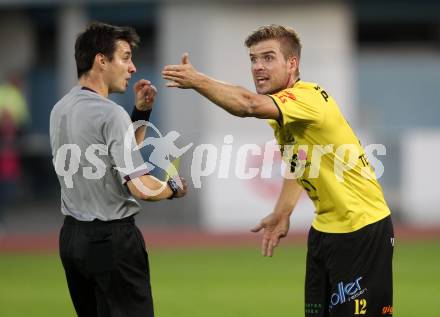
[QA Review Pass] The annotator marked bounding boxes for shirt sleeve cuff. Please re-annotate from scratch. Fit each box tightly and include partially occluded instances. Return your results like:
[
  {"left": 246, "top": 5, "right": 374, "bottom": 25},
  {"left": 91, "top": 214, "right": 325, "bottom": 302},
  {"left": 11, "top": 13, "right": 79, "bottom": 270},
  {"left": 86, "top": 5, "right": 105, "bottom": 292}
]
[{"left": 123, "top": 168, "right": 150, "bottom": 183}]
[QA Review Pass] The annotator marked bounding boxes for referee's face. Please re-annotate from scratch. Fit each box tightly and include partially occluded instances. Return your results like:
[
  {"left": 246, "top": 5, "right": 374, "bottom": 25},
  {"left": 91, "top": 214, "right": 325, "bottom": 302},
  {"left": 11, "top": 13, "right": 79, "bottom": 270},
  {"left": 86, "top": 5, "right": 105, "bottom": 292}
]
[
  {"left": 106, "top": 40, "right": 137, "bottom": 94},
  {"left": 249, "top": 39, "right": 295, "bottom": 95}
]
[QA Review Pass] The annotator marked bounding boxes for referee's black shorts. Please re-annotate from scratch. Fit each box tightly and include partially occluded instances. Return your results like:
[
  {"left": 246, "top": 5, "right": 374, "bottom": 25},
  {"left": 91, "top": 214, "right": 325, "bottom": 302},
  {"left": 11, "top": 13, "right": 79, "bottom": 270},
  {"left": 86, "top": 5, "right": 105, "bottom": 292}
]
[
  {"left": 59, "top": 215, "right": 154, "bottom": 317},
  {"left": 305, "top": 215, "right": 394, "bottom": 317}
]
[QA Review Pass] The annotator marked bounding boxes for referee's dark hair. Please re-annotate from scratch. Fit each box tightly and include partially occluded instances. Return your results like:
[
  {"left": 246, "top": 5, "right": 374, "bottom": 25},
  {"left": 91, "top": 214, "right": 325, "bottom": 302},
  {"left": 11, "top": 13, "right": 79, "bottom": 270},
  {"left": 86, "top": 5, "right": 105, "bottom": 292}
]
[
  {"left": 75, "top": 21, "right": 140, "bottom": 78},
  {"left": 245, "top": 24, "right": 302, "bottom": 61}
]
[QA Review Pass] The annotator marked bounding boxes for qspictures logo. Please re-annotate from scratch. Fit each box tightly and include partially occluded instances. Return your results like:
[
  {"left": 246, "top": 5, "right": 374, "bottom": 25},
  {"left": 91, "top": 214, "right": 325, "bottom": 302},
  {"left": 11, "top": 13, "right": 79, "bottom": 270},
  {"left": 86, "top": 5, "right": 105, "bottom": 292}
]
[{"left": 53, "top": 121, "right": 387, "bottom": 197}]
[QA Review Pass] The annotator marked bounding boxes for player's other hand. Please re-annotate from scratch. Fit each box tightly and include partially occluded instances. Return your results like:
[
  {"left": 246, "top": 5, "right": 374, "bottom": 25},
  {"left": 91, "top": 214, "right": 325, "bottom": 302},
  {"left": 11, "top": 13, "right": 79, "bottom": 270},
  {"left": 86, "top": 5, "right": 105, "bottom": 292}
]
[
  {"left": 173, "top": 176, "right": 188, "bottom": 199},
  {"left": 162, "top": 53, "right": 201, "bottom": 89},
  {"left": 134, "top": 79, "right": 157, "bottom": 111},
  {"left": 251, "top": 212, "right": 290, "bottom": 257}
]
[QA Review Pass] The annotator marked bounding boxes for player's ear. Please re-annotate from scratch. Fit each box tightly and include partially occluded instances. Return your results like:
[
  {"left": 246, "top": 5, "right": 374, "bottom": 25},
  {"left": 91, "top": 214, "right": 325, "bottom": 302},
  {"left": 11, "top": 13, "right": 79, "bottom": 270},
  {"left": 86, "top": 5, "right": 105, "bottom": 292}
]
[{"left": 288, "top": 55, "right": 298, "bottom": 74}]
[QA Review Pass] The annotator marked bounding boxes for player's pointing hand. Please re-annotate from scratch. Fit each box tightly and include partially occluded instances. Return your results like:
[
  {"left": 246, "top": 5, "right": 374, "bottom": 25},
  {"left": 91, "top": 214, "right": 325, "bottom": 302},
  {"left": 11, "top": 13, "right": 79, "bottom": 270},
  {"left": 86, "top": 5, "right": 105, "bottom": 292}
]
[
  {"left": 162, "top": 53, "right": 202, "bottom": 89},
  {"left": 181, "top": 52, "right": 190, "bottom": 65}
]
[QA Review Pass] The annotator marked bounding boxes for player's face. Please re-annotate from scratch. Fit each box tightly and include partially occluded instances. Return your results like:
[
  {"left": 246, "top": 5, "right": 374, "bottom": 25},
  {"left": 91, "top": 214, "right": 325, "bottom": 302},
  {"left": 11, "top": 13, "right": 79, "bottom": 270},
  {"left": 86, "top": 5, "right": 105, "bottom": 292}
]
[
  {"left": 249, "top": 39, "right": 296, "bottom": 95},
  {"left": 106, "top": 40, "right": 137, "bottom": 93}
]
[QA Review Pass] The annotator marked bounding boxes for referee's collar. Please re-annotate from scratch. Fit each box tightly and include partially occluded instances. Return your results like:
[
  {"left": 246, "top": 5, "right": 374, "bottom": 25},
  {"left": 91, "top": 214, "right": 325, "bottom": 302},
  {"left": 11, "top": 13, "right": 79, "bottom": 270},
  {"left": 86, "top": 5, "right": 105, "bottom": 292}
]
[{"left": 81, "top": 86, "right": 98, "bottom": 94}]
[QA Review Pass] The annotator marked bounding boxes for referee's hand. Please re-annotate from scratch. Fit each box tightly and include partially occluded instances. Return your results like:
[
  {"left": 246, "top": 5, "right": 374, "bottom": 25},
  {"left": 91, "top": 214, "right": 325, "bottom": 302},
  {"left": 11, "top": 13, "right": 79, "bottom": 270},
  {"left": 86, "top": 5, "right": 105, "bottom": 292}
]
[
  {"left": 251, "top": 212, "right": 290, "bottom": 257},
  {"left": 134, "top": 79, "right": 157, "bottom": 111}
]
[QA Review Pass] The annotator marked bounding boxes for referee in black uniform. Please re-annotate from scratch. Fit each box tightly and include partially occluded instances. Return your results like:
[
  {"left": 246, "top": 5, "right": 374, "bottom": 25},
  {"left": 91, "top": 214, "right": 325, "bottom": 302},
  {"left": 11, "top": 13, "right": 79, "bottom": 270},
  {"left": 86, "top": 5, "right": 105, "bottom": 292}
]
[{"left": 50, "top": 22, "right": 187, "bottom": 317}]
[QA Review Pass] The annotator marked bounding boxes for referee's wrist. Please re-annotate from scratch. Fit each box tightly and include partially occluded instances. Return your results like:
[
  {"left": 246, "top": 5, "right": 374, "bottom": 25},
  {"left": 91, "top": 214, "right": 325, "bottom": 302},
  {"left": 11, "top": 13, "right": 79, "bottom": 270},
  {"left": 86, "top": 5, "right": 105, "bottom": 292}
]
[
  {"left": 131, "top": 106, "right": 152, "bottom": 122},
  {"left": 166, "top": 178, "right": 179, "bottom": 199}
]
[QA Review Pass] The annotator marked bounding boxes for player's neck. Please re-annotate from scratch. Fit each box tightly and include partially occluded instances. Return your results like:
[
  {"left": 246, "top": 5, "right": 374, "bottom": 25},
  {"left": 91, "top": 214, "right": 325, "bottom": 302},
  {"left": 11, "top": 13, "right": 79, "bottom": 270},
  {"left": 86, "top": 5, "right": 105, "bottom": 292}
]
[{"left": 286, "top": 75, "right": 300, "bottom": 89}]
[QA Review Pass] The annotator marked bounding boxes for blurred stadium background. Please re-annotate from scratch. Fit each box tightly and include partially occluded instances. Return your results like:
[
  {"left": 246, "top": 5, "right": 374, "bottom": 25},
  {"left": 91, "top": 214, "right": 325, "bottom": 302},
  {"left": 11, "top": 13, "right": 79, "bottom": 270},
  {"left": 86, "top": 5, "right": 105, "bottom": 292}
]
[{"left": 0, "top": 0, "right": 439, "bottom": 316}]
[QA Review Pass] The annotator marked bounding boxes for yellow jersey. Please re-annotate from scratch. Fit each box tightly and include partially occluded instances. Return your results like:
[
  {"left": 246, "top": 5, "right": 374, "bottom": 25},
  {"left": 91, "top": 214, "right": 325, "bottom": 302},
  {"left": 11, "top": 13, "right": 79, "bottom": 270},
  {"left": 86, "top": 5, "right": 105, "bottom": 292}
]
[{"left": 268, "top": 80, "right": 390, "bottom": 233}]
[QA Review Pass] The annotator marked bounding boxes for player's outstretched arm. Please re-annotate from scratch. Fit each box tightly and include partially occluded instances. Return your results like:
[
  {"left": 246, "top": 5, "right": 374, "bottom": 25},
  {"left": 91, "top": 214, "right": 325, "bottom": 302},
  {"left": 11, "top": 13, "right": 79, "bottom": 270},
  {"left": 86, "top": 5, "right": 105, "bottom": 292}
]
[
  {"left": 162, "top": 53, "right": 279, "bottom": 120},
  {"left": 251, "top": 177, "right": 303, "bottom": 257}
]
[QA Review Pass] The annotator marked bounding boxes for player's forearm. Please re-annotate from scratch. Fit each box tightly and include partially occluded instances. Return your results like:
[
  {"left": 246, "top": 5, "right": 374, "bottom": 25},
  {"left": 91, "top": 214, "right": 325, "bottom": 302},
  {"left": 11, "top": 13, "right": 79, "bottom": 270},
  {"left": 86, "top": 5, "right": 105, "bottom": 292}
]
[
  {"left": 194, "top": 75, "right": 258, "bottom": 117},
  {"left": 273, "top": 177, "right": 303, "bottom": 216}
]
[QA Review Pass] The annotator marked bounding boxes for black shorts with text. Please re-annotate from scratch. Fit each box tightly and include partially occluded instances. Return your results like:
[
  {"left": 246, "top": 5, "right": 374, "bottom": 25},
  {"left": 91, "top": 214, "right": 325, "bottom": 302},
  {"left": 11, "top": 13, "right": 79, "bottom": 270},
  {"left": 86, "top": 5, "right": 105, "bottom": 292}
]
[{"left": 305, "top": 216, "right": 394, "bottom": 317}]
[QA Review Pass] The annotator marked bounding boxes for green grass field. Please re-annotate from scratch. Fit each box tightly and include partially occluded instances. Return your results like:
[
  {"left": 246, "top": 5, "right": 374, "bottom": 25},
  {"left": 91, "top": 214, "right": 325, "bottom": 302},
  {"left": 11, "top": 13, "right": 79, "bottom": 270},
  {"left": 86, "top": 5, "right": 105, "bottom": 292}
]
[{"left": 0, "top": 241, "right": 439, "bottom": 316}]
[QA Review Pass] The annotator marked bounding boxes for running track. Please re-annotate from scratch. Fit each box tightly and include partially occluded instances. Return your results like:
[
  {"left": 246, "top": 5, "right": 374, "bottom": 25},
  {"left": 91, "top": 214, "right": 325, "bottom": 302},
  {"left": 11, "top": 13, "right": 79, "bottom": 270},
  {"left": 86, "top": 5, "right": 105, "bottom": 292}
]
[{"left": 1, "top": 226, "right": 439, "bottom": 252}]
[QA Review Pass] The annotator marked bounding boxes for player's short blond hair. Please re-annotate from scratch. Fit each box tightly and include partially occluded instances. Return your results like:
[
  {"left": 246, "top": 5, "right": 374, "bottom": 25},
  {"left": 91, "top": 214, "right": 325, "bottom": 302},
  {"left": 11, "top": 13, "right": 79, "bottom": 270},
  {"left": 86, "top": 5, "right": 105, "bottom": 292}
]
[{"left": 245, "top": 24, "right": 302, "bottom": 60}]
